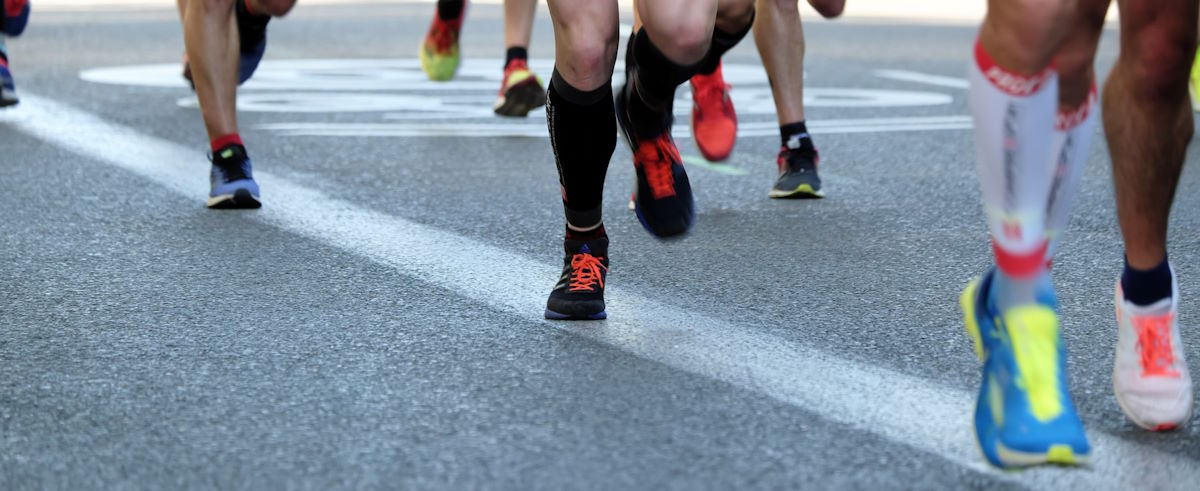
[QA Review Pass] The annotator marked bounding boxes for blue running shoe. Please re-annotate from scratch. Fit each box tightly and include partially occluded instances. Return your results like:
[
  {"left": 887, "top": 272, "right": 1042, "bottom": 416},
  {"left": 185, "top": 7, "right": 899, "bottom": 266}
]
[
  {"left": 961, "top": 272, "right": 1090, "bottom": 468},
  {"left": 208, "top": 144, "right": 262, "bottom": 209},
  {"left": 235, "top": 0, "right": 268, "bottom": 84},
  {"left": 0, "top": 57, "right": 16, "bottom": 108},
  {"left": 615, "top": 82, "right": 694, "bottom": 239},
  {"left": 2, "top": 0, "right": 30, "bottom": 37}
]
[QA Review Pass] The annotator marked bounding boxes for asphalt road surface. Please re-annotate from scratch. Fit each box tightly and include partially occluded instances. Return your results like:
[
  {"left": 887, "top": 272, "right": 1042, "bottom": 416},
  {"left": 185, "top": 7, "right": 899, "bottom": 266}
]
[{"left": 2, "top": 2, "right": 1198, "bottom": 489}]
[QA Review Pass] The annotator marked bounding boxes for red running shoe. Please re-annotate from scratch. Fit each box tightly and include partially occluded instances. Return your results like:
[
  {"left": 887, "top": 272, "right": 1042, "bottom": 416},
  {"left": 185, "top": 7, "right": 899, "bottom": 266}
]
[{"left": 689, "top": 62, "right": 737, "bottom": 162}]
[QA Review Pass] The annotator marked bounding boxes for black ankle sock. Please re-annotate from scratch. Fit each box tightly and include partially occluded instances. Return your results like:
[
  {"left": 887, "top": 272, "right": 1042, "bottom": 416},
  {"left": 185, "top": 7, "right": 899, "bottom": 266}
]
[
  {"left": 505, "top": 46, "right": 528, "bottom": 68},
  {"left": 780, "top": 120, "right": 812, "bottom": 149},
  {"left": 697, "top": 12, "right": 754, "bottom": 75},
  {"left": 566, "top": 224, "right": 607, "bottom": 242},
  {"left": 548, "top": 70, "right": 617, "bottom": 227},
  {"left": 437, "top": 0, "right": 465, "bottom": 21},
  {"left": 1121, "top": 255, "right": 1173, "bottom": 306},
  {"left": 627, "top": 30, "right": 703, "bottom": 138}
]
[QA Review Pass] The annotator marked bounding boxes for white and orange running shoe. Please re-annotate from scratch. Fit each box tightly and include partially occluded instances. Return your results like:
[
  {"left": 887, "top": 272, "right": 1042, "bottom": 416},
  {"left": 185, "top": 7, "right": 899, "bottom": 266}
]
[{"left": 1113, "top": 268, "right": 1194, "bottom": 431}]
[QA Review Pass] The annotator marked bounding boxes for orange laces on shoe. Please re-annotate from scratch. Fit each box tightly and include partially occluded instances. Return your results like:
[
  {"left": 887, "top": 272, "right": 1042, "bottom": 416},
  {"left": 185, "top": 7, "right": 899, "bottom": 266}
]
[
  {"left": 635, "top": 137, "right": 680, "bottom": 199},
  {"left": 568, "top": 253, "right": 607, "bottom": 292},
  {"left": 1134, "top": 312, "right": 1180, "bottom": 377}
]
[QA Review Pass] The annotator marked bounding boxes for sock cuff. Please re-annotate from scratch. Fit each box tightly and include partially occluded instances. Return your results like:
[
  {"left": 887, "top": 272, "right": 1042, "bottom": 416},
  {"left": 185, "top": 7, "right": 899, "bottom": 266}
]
[
  {"left": 974, "top": 40, "right": 1055, "bottom": 97},
  {"left": 564, "top": 205, "right": 602, "bottom": 230},
  {"left": 1056, "top": 83, "right": 1098, "bottom": 130},
  {"left": 505, "top": 46, "right": 529, "bottom": 65},
  {"left": 550, "top": 69, "right": 612, "bottom": 106},
  {"left": 993, "top": 238, "right": 1049, "bottom": 279},
  {"left": 211, "top": 133, "right": 244, "bottom": 152}
]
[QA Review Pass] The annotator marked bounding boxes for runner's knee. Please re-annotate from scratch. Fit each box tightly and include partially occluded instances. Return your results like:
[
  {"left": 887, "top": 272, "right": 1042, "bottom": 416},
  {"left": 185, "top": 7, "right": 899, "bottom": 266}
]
[
  {"left": 642, "top": 16, "right": 712, "bottom": 64},
  {"left": 1123, "top": 26, "right": 1195, "bottom": 99},
  {"left": 983, "top": 0, "right": 1077, "bottom": 71},
  {"left": 557, "top": 33, "right": 618, "bottom": 91}
]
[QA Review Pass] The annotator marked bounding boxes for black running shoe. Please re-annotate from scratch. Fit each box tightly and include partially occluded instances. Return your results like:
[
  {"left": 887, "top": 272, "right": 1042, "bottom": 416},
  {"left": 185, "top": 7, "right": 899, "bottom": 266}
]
[
  {"left": 545, "top": 236, "right": 609, "bottom": 320},
  {"left": 769, "top": 142, "right": 824, "bottom": 199},
  {"left": 616, "top": 83, "right": 695, "bottom": 238}
]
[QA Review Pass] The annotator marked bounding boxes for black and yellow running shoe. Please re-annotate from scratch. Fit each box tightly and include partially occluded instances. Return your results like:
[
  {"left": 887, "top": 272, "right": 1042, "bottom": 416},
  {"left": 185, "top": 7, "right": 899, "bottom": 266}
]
[{"left": 769, "top": 142, "right": 824, "bottom": 199}]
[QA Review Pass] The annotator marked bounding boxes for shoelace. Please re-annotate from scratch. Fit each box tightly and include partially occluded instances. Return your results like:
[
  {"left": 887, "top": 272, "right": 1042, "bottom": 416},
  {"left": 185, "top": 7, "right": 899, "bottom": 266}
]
[
  {"left": 568, "top": 253, "right": 607, "bottom": 292},
  {"left": 636, "top": 138, "right": 680, "bottom": 199},
  {"left": 1134, "top": 312, "right": 1180, "bottom": 377}
]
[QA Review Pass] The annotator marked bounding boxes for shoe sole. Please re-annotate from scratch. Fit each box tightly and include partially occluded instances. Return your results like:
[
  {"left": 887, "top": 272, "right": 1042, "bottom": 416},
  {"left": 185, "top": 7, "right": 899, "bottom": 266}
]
[
  {"left": 995, "top": 443, "right": 1089, "bottom": 468},
  {"left": 769, "top": 184, "right": 825, "bottom": 199},
  {"left": 494, "top": 78, "right": 546, "bottom": 117},
  {"left": 544, "top": 308, "right": 607, "bottom": 321},
  {"left": 1, "top": 88, "right": 18, "bottom": 108},
  {"left": 207, "top": 189, "right": 262, "bottom": 209}
]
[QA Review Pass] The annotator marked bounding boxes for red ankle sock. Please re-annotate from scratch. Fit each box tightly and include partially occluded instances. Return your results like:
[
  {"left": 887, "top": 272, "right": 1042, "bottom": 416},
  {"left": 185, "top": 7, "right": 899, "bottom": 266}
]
[{"left": 211, "top": 133, "right": 244, "bottom": 152}]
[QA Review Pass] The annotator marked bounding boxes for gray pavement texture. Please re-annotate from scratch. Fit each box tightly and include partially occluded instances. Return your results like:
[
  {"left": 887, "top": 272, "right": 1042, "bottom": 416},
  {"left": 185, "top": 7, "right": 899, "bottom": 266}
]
[{"left": 1, "top": 2, "right": 1198, "bottom": 490}]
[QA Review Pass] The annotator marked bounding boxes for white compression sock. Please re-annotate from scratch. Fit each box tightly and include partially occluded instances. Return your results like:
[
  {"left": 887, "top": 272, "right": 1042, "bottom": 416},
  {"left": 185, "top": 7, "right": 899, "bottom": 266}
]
[
  {"left": 1044, "top": 84, "right": 1098, "bottom": 261},
  {"left": 969, "top": 40, "right": 1058, "bottom": 309}
]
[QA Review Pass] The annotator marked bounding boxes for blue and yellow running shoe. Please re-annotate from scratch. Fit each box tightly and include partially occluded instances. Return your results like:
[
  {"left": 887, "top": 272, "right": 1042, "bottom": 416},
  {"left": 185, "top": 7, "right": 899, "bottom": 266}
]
[{"left": 961, "top": 271, "right": 1090, "bottom": 469}]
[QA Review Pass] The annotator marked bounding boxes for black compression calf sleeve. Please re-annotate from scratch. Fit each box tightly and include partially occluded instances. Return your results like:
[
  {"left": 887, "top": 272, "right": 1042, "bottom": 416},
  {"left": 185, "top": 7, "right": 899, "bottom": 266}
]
[
  {"left": 625, "top": 30, "right": 709, "bottom": 138},
  {"left": 547, "top": 70, "right": 617, "bottom": 228},
  {"left": 630, "top": 30, "right": 703, "bottom": 112},
  {"left": 697, "top": 10, "right": 755, "bottom": 75}
]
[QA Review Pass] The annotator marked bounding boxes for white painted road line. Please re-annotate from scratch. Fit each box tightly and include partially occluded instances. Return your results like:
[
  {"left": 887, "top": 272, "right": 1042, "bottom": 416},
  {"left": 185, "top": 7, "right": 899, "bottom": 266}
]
[
  {"left": 4, "top": 94, "right": 1194, "bottom": 490},
  {"left": 875, "top": 69, "right": 970, "bottom": 90},
  {"left": 256, "top": 116, "right": 973, "bottom": 138}
]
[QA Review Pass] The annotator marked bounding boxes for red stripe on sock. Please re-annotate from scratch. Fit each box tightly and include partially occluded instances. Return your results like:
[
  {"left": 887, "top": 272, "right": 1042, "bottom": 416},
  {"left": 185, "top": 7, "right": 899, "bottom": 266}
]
[
  {"left": 1056, "top": 83, "right": 1097, "bottom": 130},
  {"left": 243, "top": 0, "right": 259, "bottom": 17},
  {"left": 993, "top": 239, "right": 1050, "bottom": 279},
  {"left": 210, "top": 133, "right": 244, "bottom": 152},
  {"left": 974, "top": 40, "right": 1054, "bottom": 97}
]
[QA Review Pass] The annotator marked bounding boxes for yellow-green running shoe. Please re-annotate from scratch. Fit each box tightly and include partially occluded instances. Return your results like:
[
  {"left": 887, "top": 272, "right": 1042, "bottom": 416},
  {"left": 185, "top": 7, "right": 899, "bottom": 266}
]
[{"left": 419, "top": 4, "right": 466, "bottom": 82}]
